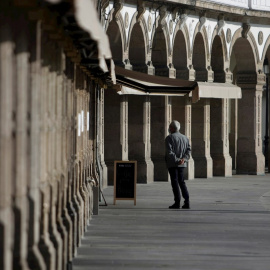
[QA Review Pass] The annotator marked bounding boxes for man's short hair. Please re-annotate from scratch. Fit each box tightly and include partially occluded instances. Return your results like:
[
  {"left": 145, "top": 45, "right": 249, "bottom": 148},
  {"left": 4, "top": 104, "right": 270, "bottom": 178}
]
[{"left": 170, "top": 120, "right": 181, "bottom": 131}]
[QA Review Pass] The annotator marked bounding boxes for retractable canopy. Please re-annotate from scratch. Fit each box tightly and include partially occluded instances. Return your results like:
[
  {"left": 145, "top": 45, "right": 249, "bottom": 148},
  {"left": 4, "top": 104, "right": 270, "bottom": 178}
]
[
  {"left": 191, "top": 82, "right": 242, "bottom": 102},
  {"left": 114, "top": 66, "right": 197, "bottom": 96},
  {"left": 45, "top": 0, "right": 115, "bottom": 82},
  {"left": 114, "top": 66, "right": 242, "bottom": 102}
]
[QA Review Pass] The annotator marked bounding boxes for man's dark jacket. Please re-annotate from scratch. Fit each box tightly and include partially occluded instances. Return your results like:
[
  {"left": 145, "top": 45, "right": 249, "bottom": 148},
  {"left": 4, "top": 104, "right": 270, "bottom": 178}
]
[{"left": 165, "top": 131, "right": 191, "bottom": 168}]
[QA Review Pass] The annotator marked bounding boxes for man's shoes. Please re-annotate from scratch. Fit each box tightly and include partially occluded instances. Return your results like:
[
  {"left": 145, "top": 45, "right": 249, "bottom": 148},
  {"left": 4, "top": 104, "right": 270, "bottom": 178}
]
[
  {"left": 169, "top": 203, "right": 180, "bottom": 209},
  {"left": 182, "top": 203, "right": 190, "bottom": 209}
]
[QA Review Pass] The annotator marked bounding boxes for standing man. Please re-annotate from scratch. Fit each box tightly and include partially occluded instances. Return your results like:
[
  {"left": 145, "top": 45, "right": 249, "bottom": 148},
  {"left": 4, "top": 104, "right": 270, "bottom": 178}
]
[{"left": 165, "top": 120, "right": 191, "bottom": 209}]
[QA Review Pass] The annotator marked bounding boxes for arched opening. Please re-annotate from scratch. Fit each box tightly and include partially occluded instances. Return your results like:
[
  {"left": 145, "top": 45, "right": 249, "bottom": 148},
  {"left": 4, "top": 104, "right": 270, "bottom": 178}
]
[
  {"left": 211, "top": 35, "right": 225, "bottom": 82},
  {"left": 173, "top": 30, "right": 188, "bottom": 80},
  {"left": 152, "top": 25, "right": 168, "bottom": 76},
  {"left": 107, "top": 20, "right": 123, "bottom": 66},
  {"left": 230, "top": 37, "right": 264, "bottom": 174},
  {"left": 129, "top": 23, "right": 147, "bottom": 73},
  {"left": 192, "top": 32, "right": 207, "bottom": 81}
]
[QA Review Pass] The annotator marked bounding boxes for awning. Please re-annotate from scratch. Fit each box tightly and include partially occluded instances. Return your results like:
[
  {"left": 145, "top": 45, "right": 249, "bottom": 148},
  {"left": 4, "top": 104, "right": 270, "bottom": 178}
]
[
  {"left": 114, "top": 66, "right": 197, "bottom": 96},
  {"left": 191, "top": 82, "right": 242, "bottom": 103},
  {"left": 45, "top": 0, "right": 116, "bottom": 83},
  {"left": 114, "top": 66, "right": 242, "bottom": 101}
]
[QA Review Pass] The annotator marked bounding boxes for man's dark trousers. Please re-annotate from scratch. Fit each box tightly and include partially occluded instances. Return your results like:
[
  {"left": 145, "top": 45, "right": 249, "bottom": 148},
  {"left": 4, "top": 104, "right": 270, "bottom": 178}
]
[{"left": 168, "top": 167, "right": 189, "bottom": 205}]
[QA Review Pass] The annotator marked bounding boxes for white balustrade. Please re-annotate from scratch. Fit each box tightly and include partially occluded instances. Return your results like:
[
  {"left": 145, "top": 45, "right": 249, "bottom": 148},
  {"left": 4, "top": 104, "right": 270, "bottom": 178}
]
[
  {"left": 250, "top": 0, "right": 270, "bottom": 11},
  {"left": 202, "top": 0, "right": 248, "bottom": 8},
  {"left": 202, "top": 0, "right": 270, "bottom": 11}
]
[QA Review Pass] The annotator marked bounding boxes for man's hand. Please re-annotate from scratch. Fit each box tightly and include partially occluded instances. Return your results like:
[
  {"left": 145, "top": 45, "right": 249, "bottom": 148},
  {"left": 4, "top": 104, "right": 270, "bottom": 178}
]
[{"left": 179, "top": 159, "right": 185, "bottom": 165}]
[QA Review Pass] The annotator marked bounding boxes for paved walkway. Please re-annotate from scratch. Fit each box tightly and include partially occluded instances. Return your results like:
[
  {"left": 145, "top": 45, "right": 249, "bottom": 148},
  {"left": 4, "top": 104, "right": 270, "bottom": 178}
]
[{"left": 72, "top": 175, "right": 270, "bottom": 270}]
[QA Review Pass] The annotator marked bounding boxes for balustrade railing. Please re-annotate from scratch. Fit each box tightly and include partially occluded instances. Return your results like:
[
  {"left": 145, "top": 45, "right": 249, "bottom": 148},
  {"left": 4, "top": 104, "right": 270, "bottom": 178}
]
[{"left": 204, "top": 0, "right": 270, "bottom": 11}]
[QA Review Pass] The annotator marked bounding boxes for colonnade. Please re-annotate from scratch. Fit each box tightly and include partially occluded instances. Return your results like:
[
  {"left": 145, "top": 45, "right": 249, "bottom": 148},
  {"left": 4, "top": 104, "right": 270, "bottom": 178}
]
[
  {"left": 103, "top": 69, "right": 265, "bottom": 184},
  {"left": 104, "top": 92, "right": 265, "bottom": 185},
  {"left": 0, "top": 7, "right": 100, "bottom": 270}
]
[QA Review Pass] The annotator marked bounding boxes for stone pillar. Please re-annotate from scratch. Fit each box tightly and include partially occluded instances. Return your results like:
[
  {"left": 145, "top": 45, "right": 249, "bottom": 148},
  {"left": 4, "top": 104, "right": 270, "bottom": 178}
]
[
  {"left": 128, "top": 95, "right": 153, "bottom": 183},
  {"left": 104, "top": 90, "right": 122, "bottom": 185},
  {"left": 192, "top": 99, "right": 213, "bottom": 178},
  {"left": 172, "top": 96, "right": 195, "bottom": 180},
  {"left": 48, "top": 44, "right": 63, "bottom": 270},
  {"left": 38, "top": 34, "right": 56, "bottom": 270},
  {"left": 120, "top": 95, "right": 128, "bottom": 161},
  {"left": 210, "top": 68, "right": 233, "bottom": 176},
  {"left": 0, "top": 19, "right": 15, "bottom": 270},
  {"left": 185, "top": 97, "right": 195, "bottom": 180},
  {"left": 210, "top": 98, "right": 232, "bottom": 176},
  {"left": 143, "top": 96, "right": 154, "bottom": 182},
  {"left": 13, "top": 19, "right": 30, "bottom": 270},
  {"left": 99, "top": 88, "right": 108, "bottom": 188},
  {"left": 151, "top": 96, "right": 171, "bottom": 181},
  {"left": 236, "top": 78, "right": 265, "bottom": 174},
  {"left": 229, "top": 99, "right": 238, "bottom": 170},
  {"left": 27, "top": 20, "right": 46, "bottom": 270}
]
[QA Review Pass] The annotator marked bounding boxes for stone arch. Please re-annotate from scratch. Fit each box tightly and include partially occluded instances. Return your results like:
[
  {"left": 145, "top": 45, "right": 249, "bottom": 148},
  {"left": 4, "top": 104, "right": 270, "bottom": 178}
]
[
  {"left": 150, "top": 15, "right": 171, "bottom": 60},
  {"left": 127, "top": 12, "right": 149, "bottom": 51},
  {"left": 106, "top": 14, "right": 125, "bottom": 66},
  {"left": 229, "top": 28, "right": 260, "bottom": 67},
  {"left": 172, "top": 21, "right": 191, "bottom": 60},
  {"left": 192, "top": 22, "right": 210, "bottom": 63},
  {"left": 192, "top": 32, "right": 208, "bottom": 81},
  {"left": 128, "top": 14, "right": 148, "bottom": 72},
  {"left": 210, "top": 27, "right": 228, "bottom": 63},
  {"left": 211, "top": 35, "right": 225, "bottom": 82},
  {"left": 151, "top": 24, "right": 169, "bottom": 76},
  {"left": 230, "top": 37, "right": 256, "bottom": 74},
  {"left": 172, "top": 29, "right": 189, "bottom": 80}
]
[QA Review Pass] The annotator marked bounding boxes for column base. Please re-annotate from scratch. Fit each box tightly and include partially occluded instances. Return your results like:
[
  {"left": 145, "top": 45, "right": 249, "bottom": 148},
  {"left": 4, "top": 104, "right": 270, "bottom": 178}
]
[
  {"left": 27, "top": 244, "right": 46, "bottom": 270},
  {"left": 212, "top": 154, "right": 232, "bottom": 177},
  {"left": 185, "top": 157, "right": 194, "bottom": 180},
  {"left": 137, "top": 160, "right": 154, "bottom": 184},
  {"left": 106, "top": 161, "right": 114, "bottom": 186},
  {"left": 0, "top": 207, "right": 14, "bottom": 270},
  {"left": 194, "top": 156, "right": 213, "bottom": 178},
  {"left": 236, "top": 152, "right": 265, "bottom": 175},
  {"left": 100, "top": 161, "right": 108, "bottom": 188}
]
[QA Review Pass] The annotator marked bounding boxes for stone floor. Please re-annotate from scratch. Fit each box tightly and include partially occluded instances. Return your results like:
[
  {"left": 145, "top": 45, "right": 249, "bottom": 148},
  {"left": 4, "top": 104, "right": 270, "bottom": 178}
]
[{"left": 72, "top": 175, "right": 270, "bottom": 270}]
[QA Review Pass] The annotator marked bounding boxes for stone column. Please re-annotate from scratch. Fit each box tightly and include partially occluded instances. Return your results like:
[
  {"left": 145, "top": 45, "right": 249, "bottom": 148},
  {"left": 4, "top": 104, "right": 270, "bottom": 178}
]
[
  {"left": 99, "top": 88, "right": 108, "bottom": 188},
  {"left": 104, "top": 90, "right": 122, "bottom": 185},
  {"left": 38, "top": 34, "right": 56, "bottom": 270},
  {"left": 120, "top": 95, "right": 128, "bottom": 161},
  {"left": 0, "top": 19, "right": 15, "bottom": 270},
  {"left": 172, "top": 96, "right": 194, "bottom": 180},
  {"left": 55, "top": 47, "right": 68, "bottom": 270},
  {"left": 48, "top": 44, "right": 63, "bottom": 270},
  {"left": 13, "top": 19, "right": 30, "bottom": 270},
  {"left": 192, "top": 99, "right": 213, "bottom": 178},
  {"left": 151, "top": 96, "right": 171, "bottom": 181},
  {"left": 128, "top": 95, "right": 153, "bottom": 183},
  {"left": 210, "top": 68, "right": 233, "bottom": 176},
  {"left": 143, "top": 96, "right": 154, "bottom": 182},
  {"left": 236, "top": 75, "right": 265, "bottom": 174},
  {"left": 229, "top": 99, "right": 238, "bottom": 170},
  {"left": 65, "top": 59, "right": 77, "bottom": 258},
  {"left": 27, "top": 20, "right": 46, "bottom": 270},
  {"left": 210, "top": 98, "right": 232, "bottom": 176}
]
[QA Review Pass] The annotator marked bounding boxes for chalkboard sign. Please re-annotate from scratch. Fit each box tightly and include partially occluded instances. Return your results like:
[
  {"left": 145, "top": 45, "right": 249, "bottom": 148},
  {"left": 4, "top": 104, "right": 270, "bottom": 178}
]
[{"left": 114, "top": 161, "right": 137, "bottom": 205}]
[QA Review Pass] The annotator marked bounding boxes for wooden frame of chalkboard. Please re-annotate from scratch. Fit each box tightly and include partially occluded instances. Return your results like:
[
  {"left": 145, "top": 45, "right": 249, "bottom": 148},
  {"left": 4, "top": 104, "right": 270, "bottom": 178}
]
[{"left": 114, "top": 161, "right": 137, "bottom": 205}]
